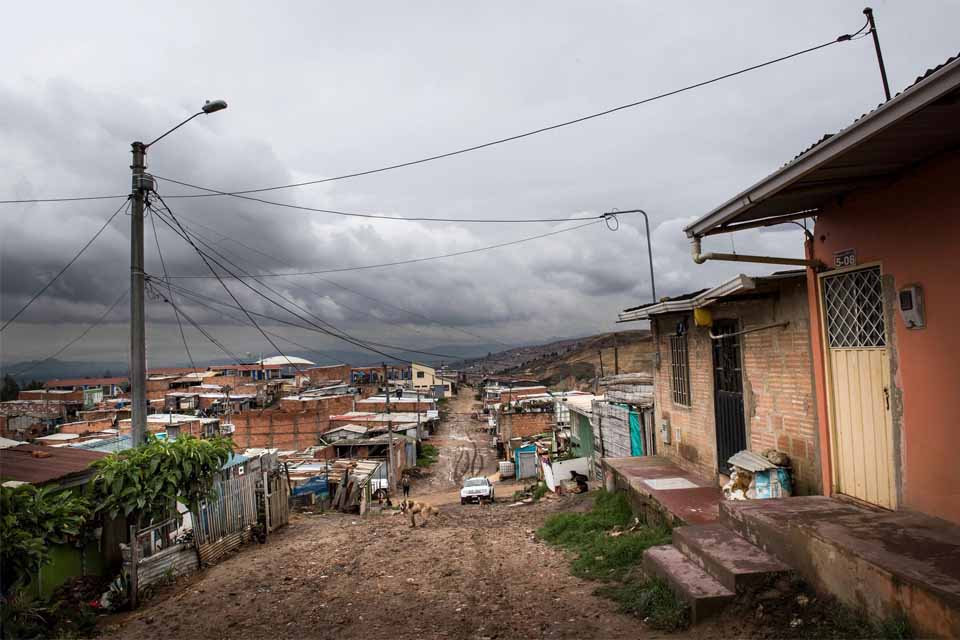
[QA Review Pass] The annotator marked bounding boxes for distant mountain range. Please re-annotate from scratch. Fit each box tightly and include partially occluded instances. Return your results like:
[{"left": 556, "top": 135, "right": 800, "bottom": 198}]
[{"left": 1, "top": 341, "right": 514, "bottom": 383}]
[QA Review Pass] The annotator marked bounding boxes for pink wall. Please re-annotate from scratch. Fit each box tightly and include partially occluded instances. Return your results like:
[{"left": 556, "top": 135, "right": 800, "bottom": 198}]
[{"left": 811, "top": 149, "right": 960, "bottom": 525}]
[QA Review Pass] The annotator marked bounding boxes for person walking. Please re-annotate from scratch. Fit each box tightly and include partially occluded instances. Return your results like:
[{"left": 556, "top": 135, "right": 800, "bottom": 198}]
[{"left": 401, "top": 474, "right": 411, "bottom": 498}]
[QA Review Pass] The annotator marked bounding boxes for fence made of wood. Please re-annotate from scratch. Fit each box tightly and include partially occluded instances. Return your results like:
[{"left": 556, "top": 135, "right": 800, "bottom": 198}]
[
  {"left": 192, "top": 472, "right": 259, "bottom": 565},
  {"left": 264, "top": 470, "right": 291, "bottom": 532}
]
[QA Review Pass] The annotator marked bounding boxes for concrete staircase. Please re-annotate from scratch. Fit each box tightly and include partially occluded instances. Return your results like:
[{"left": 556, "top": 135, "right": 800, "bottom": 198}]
[{"left": 642, "top": 522, "right": 792, "bottom": 623}]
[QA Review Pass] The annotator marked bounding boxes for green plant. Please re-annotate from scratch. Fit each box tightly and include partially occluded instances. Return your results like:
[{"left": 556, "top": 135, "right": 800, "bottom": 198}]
[
  {"left": 531, "top": 482, "right": 549, "bottom": 501},
  {"left": 416, "top": 444, "right": 439, "bottom": 467},
  {"left": 596, "top": 577, "right": 689, "bottom": 631},
  {"left": 88, "top": 435, "right": 232, "bottom": 525},
  {"left": 0, "top": 485, "right": 92, "bottom": 596}
]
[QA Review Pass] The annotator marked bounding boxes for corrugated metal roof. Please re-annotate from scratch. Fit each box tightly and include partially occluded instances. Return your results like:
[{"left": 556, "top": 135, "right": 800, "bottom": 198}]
[
  {"left": 728, "top": 450, "right": 778, "bottom": 472},
  {"left": 686, "top": 53, "right": 960, "bottom": 238},
  {"left": 45, "top": 376, "right": 128, "bottom": 388},
  {"left": 0, "top": 444, "right": 106, "bottom": 484}
]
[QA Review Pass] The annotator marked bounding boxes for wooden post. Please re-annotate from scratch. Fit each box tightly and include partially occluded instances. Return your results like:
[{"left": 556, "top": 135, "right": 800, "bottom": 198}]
[
  {"left": 128, "top": 524, "right": 139, "bottom": 609},
  {"left": 262, "top": 471, "right": 271, "bottom": 536}
]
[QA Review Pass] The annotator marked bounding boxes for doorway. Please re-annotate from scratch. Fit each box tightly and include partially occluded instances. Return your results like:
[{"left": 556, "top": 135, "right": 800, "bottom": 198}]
[
  {"left": 713, "top": 319, "right": 747, "bottom": 474},
  {"left": 821, "top": 266, "right": 896, "bottom": 508}
]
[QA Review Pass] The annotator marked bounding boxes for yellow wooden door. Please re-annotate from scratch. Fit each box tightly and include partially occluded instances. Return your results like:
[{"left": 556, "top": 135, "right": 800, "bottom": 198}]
[{"left": 821, "top": 266, "right": 896, "bottom": 509}]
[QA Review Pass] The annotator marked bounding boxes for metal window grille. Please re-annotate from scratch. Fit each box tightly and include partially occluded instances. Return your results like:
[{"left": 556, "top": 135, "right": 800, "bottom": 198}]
[
  {"left": 823, "top": 267, "right": 886, "bottom": 348},
  {"left": 669, "top": 334, "right": 691, "bottom": 406}
]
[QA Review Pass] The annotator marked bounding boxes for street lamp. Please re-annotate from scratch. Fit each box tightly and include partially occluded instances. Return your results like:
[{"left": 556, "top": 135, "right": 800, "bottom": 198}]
[
  {"left": 130, "top": 100, "right": 228, "bottom": 446},
  {"left": 604, "top": 208, "right": 657, "bottom": 303}
]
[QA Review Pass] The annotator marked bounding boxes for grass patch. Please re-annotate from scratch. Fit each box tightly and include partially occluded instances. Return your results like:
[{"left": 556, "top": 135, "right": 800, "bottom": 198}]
[
  {"left": 807, "top": 601, "right": 914, "bottom": 640},
  {"left": 596, "top": 576, "right": 689, "bottom": 631},
  {"left": 416, "top": 444, "right": 439, "bottom": 467},
  {"left": 538, "top": 491, "right": 682, "bottom": 629}
]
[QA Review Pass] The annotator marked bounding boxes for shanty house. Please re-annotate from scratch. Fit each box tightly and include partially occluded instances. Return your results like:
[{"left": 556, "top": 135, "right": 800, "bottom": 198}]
[{"left": 618, "top": 272, "right": 820, "bottom": 494}]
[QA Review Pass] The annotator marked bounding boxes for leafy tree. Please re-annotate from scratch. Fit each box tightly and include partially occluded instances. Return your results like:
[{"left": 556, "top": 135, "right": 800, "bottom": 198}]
[
  {"left": 1, "top": 374, "right": 20, "bottom": 402},
  {"left": 23, "top": 380, "right": 45, "bottom": 391},
  {"left": 0, "top": 485, "right": 92, "bottom": 596},
  {"left": 88, "top": 435, "right": 233, "bottom": 525}
]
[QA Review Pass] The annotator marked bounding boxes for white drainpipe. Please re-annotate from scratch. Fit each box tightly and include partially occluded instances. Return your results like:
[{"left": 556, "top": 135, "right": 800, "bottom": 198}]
[{"left": 691, "top": 237, "right": 821, "bottom": 268}]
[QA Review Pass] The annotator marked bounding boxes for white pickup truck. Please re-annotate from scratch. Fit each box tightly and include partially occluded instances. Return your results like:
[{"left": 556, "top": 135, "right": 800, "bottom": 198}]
[{"left": 460, "top": 477, "right": 495, "bottom": 504}]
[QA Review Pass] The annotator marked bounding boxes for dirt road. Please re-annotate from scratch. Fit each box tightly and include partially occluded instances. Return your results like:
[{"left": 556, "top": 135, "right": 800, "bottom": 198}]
[{"left": 105, "top": 389, "right": 654, "bottom": 640}]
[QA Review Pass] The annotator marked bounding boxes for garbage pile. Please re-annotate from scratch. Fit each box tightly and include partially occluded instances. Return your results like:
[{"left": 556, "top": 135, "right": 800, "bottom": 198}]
[{"left": 723, "top": 449, "right": 793, "bottom": 500}]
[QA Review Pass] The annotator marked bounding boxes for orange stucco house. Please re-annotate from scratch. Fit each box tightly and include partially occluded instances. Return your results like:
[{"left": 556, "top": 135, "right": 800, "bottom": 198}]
[{"left": 684, "top": 54, "right": 960, "bottom": 635}]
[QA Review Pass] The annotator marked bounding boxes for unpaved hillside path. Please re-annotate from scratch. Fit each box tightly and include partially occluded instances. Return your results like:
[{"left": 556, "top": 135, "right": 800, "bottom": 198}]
[{"left": 104, "top": 388, "right": 659, "bottom": 640}]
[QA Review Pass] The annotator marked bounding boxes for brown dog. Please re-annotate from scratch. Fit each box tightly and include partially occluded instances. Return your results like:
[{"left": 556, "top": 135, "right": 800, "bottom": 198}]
[{"left": 399, "top": 499, "right": 440, "bottom": 528}]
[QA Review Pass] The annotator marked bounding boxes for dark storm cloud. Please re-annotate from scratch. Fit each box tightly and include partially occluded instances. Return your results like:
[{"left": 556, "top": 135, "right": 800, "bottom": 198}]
[{"left": 2, "top": 1, "right": 960, "bottom": 364}]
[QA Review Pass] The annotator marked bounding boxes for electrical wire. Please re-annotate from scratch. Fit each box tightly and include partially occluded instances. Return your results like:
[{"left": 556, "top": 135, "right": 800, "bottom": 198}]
[
  {"left": 165, "top": 218, "right": 604, "bottom": 278},
  {"left": 0, "top": 26, "right": 865, "bottom": 208},
  {"left": 146, "top": 284, "right": 244, "bottom": 365},
  {"left": 148, "top": 282, "right": 349, "bottom": 366},
  {"left": 1, "top": 198, "right": 130, "bottom": 332},
  {"left": 173, "top": 213, "right": 515, "bottom": 349},
  {"left": 148, "top": 195, "right": 312, "bottom": 375},
  {"left": 149, "top": 195, "right": 416, "bottom": 364},
  {"left": 151, "top": 276, "right": 517, "bottom": 364},
  {"left": 8, "top": 289, "right": 129, "bottom": 378},
  {"left": 151, "top": 31, "right": 861, "bottom": 205},
  {"left": 148, "top": 207, "right": 197, "bottom": 372}
]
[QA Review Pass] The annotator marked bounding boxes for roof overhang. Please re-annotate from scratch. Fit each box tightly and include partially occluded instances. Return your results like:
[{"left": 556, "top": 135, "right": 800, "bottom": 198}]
[
  {"left": 618, "top": 271, "right": 803, "bottom": 322},
  {"left": 685, "top": 55, "right": 960, "bottom": 238}
]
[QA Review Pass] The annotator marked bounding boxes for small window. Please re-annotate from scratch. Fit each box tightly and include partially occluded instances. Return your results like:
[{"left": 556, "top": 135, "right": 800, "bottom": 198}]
[
  {"left": 669, "top": 334, "right": 691, "bottom": 406},
  {"left": 416, "top": 371, "right": 425, "bottom": 379}
]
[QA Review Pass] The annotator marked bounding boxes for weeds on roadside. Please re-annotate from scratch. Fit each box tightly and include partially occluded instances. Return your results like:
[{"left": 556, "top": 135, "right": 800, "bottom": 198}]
[
  {"left": 807, "top": 600, "right": 913, "bottom": 640},
  {"left": 538, "top": 491, "right": 684, "bottom": 630},
  {"left": 596, "top": 576, "right": 689, "bottom": 631}
]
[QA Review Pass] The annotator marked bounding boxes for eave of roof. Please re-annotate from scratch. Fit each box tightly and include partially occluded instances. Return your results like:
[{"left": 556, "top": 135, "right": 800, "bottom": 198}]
[
  {"left": 685, "top": 53, "right": 960, "bottom": 238},
  {"left": 618, "top": 271, "right": 803, "bottom": 322}
]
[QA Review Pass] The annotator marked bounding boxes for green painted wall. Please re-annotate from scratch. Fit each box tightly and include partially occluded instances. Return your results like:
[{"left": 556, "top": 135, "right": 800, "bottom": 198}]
[{"left": 570, "top": 413, "right": 594, "bottom": 459}]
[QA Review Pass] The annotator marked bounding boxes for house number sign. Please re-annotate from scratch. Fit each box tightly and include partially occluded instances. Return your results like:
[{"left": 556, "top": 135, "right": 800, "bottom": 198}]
[{"left": 834, "top": 249, "right": 856, "bottom": 268}]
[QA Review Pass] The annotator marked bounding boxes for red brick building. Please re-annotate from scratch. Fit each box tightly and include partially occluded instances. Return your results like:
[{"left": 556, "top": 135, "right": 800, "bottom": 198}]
[
  {"left": 619, "top": 271, "right": 820, "bottom": 494},
  {"left": 229, "top": 394, "right": 354, "bottom": 449}
]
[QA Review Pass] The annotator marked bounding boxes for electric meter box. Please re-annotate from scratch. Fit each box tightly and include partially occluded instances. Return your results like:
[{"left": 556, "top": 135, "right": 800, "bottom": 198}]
[{"left": 898, "top": 284, "right": 925, "bottom": 329}]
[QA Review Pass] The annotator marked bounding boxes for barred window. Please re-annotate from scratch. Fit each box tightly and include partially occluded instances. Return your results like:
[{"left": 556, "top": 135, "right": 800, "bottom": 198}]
[{"left": 669, "top": 334, "right": 691, "bottom": 406}]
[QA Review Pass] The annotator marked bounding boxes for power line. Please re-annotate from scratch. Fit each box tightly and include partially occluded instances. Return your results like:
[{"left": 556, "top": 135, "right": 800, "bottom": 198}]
[
  {"left": 148, "top": 208, "right": 197, "bottom": 372},
  {"left": 7, "top": 289, "right": 129, "bottom": 378},
  {"left": 153, "top": 276, "right": 515, "bottom": 364},
  {"left": 1, "top": 198, "right": 130, "bottom": 332},
  {"left": 150, "top": 32, "right": 859, "bottom": 203},
  {"left": 0, "top": 27, "right": 864, "bottom": 208},
  {"left": 154, "top": 178, "right": 608, "bottom": 223},
  {"left": 149, "top": 195, "right": 312, "bottom": 375},
  {"left": 149, "top": 196, "right": 415, "bottom": 364},
  {"left": 146, "top": 285, "right": 244, "bottom": 365},
  {"left": 173, "top": 213, "right": 515, "bottom": 349},
  {"left": 165, "top": 218, "right": 604, "bottom": 278}
]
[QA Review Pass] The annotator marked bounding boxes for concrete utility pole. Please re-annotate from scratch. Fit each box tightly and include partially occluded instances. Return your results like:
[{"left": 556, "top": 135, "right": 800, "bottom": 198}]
[
  {"left": 129, "top": 142, "right": 148, "bottom": 445},
  {"left": 128, "top": 99, "right": 227, "bottom": 446}
]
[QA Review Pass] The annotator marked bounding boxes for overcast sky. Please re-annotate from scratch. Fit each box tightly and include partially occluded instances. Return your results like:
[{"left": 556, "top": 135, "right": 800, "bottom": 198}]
[{"left": 1, "top": 1, "right": 958, "bottom": 368}]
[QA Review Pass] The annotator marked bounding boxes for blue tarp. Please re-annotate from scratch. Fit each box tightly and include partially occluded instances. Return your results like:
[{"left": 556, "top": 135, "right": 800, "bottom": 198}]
[
  {"left": 292, "top": 475, "right": 329, "bottom": 497},
  {"left": 629, "top": 411, "right": 643, "bottom": 456}
]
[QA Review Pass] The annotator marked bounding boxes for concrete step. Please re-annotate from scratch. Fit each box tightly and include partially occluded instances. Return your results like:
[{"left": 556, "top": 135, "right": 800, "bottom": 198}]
[
  {"left": 673, "top": 523, "right": 792, "bottom": 593},
  {"left": 642, "top": 545, "right": 734, "bottom": 623}
]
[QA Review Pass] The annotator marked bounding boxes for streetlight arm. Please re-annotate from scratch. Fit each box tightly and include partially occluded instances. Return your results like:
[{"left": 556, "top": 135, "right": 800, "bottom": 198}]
[
  {"left": 604, "top": 209, "right": 657, "bottom": 303},
  {"left": 145, "top": 111, "right": 205, "bottom": 148}
]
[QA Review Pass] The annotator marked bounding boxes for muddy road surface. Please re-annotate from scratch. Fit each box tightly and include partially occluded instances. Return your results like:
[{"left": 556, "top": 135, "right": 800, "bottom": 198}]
[{"left": 104, "top": 389, "right": 655, "bottom": 639}]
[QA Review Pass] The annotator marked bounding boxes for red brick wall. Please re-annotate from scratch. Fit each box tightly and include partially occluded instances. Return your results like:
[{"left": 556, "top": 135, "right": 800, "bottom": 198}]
[
  {"left": 59, "top": 418, "right": 114, "bottom": 435},
  {"left": 19, "top": 390, "right": 85, "bottom": 403},
  {"left": 305, "top": 365, "right": 351, "bottom": 384},
  {"left": 355, "top": 400, "right": 433, "bottom": 412},
  {"left": 231, "top": 394, "right": 354, "bottom": 449},
  {"left": 501, "top": 411, "right": 554, "bottom": 442},
  {"left": 651, "top": 279, "right": 820, "bottom": 494}
]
